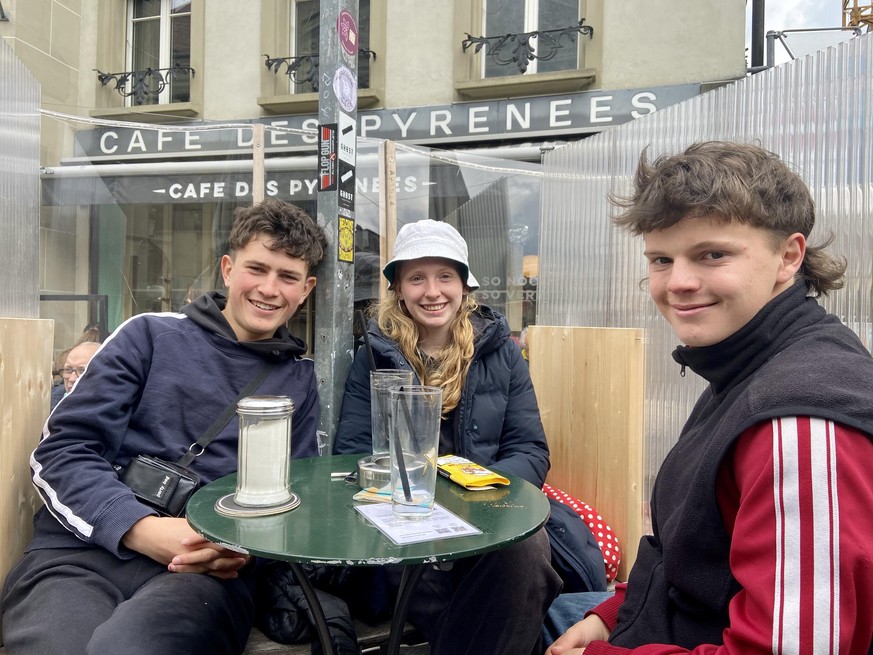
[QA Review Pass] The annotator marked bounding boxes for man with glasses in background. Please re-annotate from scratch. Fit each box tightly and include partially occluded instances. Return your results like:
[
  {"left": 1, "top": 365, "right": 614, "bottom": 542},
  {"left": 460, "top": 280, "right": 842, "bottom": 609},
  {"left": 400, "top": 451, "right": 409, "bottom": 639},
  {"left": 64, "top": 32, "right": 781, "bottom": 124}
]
[{"left": 51, "top": 340, "right": 101, "bottom": 410}]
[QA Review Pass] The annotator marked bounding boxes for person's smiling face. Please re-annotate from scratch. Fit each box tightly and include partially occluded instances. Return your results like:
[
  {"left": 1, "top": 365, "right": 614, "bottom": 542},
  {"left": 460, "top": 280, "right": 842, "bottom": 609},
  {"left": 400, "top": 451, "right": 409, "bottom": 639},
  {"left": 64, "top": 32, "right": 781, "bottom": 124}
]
[
  {"left": 643, "top": 216, "right": 804, "bottom": 347},
  {"left": 220, "top": 236, "right": 315, "bottom": 342},
  {"left": 395, "top": 257, "right": 466, "bottom": 349}
]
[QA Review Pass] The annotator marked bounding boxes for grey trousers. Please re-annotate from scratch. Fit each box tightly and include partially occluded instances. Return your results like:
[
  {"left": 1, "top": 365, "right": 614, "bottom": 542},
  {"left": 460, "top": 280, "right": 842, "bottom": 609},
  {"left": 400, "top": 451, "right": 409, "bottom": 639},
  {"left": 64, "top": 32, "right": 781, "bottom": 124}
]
[{"left": 1, "top": 547, "right": 255, "bottom": 655}]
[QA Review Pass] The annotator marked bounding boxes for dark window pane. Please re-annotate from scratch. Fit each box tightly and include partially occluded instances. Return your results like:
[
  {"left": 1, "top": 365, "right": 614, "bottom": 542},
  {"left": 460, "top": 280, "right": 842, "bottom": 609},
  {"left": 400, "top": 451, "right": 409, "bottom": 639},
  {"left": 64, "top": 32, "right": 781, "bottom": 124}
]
[
  {"left": 132, "top": 21, "right": 160, "bottom": 70},
  {"left": 295, "top": 0, "right": 320, "bottom": 56},
  {"left": 485, "top": 0, "right": 525, "bottom": 34},
  {"left": 294, "top": 0, "right": 320, "bottom": 92},
  {"left": 170, "top": 14, "right": 191, "bottom": 102},
  {"left": 132, "top": 19, "right": 161, "bottom": 105},
  {"left": 539, "top": 0, "right": 578, "bottom": 30},
  {"left": 171, "top": 0, "right": 191, "bottom": 14},
  {"left": 537, "top": 0, "right": 578, "bottom": 73},
  {"left": 358, "top": 0, "right": 370, "bottom": 89},
  {"left": 484, "top": 0, "right": 525, "bottom": 78},
  {"left": 133, "top": 0, "right": 161, "bottom": 20},
  {"left": 482, "top": 0, "right": 579, "bottom": 77}
]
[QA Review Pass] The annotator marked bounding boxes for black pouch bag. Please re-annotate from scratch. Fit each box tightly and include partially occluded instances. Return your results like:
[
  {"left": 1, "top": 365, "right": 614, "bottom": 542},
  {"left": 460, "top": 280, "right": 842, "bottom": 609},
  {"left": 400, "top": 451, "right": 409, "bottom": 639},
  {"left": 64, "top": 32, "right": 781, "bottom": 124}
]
[
  {"left": 119, "top": 454, "right": 200, "bottom": 517},
  {"left": 545, "top": 498, "right": 608, "bottom": 593}
]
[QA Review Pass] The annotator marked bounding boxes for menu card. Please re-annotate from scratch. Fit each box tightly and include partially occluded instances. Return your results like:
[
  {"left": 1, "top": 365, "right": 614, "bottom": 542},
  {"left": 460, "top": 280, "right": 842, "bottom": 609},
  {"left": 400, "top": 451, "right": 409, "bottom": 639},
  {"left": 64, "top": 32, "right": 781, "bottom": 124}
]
[{"left": 355, "top": 502, "right": 482, "bottom": 545}]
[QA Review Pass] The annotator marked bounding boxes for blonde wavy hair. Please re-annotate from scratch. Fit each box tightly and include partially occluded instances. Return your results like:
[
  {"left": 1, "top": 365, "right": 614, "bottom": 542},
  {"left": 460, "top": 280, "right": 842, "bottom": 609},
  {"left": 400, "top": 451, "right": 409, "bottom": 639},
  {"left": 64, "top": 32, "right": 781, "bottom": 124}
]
[{"left": 374, "top": 290, "right": 479, "bottom": 415}]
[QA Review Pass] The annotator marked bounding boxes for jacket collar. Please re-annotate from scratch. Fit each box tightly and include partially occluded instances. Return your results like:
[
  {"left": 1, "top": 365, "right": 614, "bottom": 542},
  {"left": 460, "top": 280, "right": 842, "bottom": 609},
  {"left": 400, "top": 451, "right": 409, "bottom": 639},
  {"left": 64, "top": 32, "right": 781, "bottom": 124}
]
[
  {"left": 181, "top": 292, "right": 307, "bottom": 360},
  {"left": 671, "top": 283, "right": 823, "bottom": 396}
]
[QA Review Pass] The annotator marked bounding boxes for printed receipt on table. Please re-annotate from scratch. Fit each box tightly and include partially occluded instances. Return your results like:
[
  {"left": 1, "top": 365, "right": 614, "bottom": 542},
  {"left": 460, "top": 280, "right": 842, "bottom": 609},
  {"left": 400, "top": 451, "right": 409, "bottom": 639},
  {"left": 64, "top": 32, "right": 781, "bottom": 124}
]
[{"left": 436, "top": 455, "right": 510, "bottom": 491}]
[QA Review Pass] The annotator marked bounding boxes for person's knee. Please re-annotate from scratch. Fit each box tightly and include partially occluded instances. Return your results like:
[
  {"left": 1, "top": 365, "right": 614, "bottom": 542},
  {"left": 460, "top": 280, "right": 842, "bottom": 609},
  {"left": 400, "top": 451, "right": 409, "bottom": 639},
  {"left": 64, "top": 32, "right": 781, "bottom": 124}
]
[
  {"left": 89, "top": 573, "right": 253, "bottom": 654},
  {"left": 489, "top": 528, "right": 555, "bottom": 574}
]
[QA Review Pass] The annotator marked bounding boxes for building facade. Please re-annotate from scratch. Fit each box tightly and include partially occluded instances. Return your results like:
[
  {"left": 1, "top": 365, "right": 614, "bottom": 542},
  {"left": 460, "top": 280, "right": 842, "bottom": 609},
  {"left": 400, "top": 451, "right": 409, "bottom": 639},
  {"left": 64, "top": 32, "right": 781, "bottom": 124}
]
[{"left": 0, "top": 0, "right": 745, "bottom": 352}]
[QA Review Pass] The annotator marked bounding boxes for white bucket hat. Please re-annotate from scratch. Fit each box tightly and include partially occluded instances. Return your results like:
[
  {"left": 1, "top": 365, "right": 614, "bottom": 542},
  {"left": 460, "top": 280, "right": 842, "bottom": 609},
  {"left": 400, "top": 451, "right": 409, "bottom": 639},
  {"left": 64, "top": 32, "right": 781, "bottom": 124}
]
[{"left": 382, "top": 220, "right": 480, "bottom": 290}]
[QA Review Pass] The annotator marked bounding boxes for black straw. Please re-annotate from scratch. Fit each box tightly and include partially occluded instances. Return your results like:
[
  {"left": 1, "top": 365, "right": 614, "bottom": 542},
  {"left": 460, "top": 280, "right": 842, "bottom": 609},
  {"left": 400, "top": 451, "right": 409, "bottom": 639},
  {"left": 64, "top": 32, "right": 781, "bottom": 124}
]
[
  {"left": 391, "top": 388, "right": 413, "bottom": 503},
  {"left": 398, "top": 387, "right": 419, "bottom": 456}
]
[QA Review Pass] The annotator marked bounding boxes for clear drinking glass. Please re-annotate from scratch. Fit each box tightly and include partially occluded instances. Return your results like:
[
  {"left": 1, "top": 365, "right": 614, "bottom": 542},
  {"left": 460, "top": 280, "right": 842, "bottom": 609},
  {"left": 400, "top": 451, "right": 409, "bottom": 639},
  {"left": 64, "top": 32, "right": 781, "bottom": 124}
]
[
  {"left": 388, "top": 385, "right": 442, "bottom": 518},
  {"left": 235, "top": 395, "right": 294, "bottom": 507},
  {"left": 370, "top": 369, "right": 414, "bottom": 455},
  {"left": 316, "top": 430, "right": 330, "bottom": 456}
]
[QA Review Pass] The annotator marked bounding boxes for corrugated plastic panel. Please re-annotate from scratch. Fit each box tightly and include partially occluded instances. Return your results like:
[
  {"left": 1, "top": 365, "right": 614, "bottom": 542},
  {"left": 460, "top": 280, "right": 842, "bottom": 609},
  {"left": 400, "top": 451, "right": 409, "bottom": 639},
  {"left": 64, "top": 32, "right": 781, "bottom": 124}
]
[
  {"left": 0, "top": 37, "right": 41, "bottom": 318},
  {"left": 539, "top": 33, "right": 873, "bottom": 514}
]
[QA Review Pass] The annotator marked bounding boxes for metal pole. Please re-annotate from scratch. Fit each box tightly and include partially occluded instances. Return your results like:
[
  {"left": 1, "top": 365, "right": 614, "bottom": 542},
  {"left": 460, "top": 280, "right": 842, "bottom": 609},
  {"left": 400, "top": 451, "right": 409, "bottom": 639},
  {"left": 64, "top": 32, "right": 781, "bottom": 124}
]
[
  {"left": 766, "top": 31, "right": 776, "bottom": 68},
  {"left": 314, "top": 0, "right": 359, "bottom": 443},
  {"left": 751, "top": 0, "right": 765, "bottom": 69}
]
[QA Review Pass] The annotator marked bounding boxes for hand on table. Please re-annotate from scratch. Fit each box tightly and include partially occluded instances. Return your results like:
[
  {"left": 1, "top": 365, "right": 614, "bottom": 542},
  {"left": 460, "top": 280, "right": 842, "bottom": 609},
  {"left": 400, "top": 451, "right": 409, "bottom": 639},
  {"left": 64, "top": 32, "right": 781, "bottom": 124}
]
[
  {"left": 545, "top": 614, "right": 610, "bottom": 655},
  {"left": 122, "top": 515, "right": 251, "bottom": 579}
]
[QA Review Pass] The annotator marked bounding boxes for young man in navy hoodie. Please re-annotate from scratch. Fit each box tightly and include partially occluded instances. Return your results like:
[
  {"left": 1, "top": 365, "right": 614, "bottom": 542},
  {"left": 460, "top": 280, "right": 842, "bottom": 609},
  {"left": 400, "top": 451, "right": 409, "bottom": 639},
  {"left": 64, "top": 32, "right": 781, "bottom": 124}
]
[{"left": 2, "top": 199, "right": 328, "bottom": 655}]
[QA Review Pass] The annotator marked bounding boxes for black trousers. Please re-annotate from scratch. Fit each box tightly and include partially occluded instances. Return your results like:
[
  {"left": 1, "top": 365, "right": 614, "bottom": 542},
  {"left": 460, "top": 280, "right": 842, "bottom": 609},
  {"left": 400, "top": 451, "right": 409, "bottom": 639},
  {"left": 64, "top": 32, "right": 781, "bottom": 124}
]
[
  {"left": 1, "top": 547, "right": 255, "bottom": 655},
  {"left": 389, "top": 527, "right": 562, "bottom": 655}
]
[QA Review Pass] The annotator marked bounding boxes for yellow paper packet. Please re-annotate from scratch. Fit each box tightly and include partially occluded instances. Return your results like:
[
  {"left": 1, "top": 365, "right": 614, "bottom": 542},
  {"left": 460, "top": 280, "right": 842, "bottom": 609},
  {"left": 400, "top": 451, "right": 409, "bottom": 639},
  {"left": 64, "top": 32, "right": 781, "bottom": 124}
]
[{"left": 437, "top": 455, "right": 510, "bottom": 490}]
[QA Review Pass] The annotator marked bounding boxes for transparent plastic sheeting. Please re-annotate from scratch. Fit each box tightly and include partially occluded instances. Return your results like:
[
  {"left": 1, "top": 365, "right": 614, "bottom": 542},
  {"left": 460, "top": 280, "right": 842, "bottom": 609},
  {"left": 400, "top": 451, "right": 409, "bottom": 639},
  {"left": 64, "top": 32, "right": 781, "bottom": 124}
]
[
  {"left": 37, "top": 112, "right": 544, "bottom": 351},
  {"left": 539, "top": 33, "right": 873, "bottom": 522},
  {"left": 0, "top": 38, "right": 41, "bottom": 318}
]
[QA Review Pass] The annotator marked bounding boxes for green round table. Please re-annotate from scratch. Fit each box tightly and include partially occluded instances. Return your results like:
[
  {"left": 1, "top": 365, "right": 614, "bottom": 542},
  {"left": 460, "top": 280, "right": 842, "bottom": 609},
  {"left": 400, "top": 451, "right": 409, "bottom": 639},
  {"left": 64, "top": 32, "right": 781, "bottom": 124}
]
[{"left": 186, "top": 454, "right": 550, "bottom": 655}]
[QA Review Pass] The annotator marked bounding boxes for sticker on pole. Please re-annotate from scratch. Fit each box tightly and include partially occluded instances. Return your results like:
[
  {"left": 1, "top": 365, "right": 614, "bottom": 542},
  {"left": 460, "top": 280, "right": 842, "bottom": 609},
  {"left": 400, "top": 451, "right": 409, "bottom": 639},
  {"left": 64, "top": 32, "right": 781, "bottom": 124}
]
[
  {"left": 337, "top": 10, "right": 359, "bottom": 57},
  {"left": 338, "top": 215, "right": 355, "bottom": 263},
  {"left": 338, "top": 111, "right": 356, "bottom": 165},
  {"left": 333, "top": 66, "right": 357, "bottom": 113},
  {"left": 318, "top": 124, "right": 337, "bottom": 191},
  {"left": 338, "top": 161, "right": 355, "bottom": 212}
]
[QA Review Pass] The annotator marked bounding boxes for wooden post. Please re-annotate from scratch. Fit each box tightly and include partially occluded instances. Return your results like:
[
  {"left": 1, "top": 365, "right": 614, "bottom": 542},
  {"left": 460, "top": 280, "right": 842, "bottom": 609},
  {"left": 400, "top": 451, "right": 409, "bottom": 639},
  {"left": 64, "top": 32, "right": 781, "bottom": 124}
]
[
  {"left": 0, "top": 317, "right": 53, "bottom": 642},
  {"left": 251, "top": 123, "right": 265, "bottom": 204},
  {"left": 528, "top": 325, "right": 645, "bottom": 581},
  {"left": 377, "top": 140, "right": 397, "bottom": 301}
]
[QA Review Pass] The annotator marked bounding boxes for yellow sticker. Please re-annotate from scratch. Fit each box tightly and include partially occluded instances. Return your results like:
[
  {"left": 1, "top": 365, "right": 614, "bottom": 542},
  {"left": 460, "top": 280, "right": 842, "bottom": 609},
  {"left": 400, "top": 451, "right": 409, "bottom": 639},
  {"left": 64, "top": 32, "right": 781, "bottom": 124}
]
[{"left": 338, "top": 216, "right": 354, "bottom": 262}]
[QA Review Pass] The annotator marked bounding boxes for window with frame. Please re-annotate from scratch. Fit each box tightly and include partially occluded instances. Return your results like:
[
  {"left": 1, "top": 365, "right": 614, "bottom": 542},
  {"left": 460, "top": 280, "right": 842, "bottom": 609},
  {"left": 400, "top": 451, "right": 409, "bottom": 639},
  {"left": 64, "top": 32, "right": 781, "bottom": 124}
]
[
  {"left": 291, "top": 0, "right": 371, "bottom": 94},
  {"left": 126, "top": 0, "right": 192, "bottom": 105},
  {"left": 482, "top": 0, "right": 579, "bottom": 78}
]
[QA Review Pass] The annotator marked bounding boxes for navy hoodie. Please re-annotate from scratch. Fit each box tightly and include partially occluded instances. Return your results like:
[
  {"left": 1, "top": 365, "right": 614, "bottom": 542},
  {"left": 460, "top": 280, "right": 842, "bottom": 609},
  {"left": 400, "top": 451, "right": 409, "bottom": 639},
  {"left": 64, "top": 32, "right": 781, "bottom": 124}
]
[{"left": 30, "top": 292, "right": 319, "bottom": 558}]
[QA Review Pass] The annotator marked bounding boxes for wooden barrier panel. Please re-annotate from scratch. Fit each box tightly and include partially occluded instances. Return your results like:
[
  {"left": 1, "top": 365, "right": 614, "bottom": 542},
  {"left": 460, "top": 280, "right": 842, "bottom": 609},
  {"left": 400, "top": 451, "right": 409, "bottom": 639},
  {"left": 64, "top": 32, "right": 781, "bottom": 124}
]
[
  {"left": 0, "top": 318, "right": 53, "bottom": 643},
  {"left": 528, "top": 325, "right": 645, "bottom": 581}
]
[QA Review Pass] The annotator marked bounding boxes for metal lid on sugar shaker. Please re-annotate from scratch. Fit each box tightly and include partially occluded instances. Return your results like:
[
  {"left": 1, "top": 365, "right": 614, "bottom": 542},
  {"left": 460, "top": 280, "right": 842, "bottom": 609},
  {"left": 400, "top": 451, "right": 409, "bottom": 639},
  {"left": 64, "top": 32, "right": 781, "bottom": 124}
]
[{"left": 236, "top": 395, "right": 294, "bottom": 417}]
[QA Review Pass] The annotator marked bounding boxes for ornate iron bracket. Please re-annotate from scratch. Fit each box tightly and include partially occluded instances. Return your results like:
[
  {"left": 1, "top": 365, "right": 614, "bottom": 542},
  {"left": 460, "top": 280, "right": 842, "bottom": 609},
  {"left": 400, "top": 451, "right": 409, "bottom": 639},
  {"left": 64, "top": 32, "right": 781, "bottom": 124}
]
[
  {"left": 462, "top": 19, "right": 593, "bottom": 74},
  {"left": 264, "top": 49, "right": 376, "bottom": 92},
  {"left": 94, "top": 62, "right": 195, "bottom": 106}
]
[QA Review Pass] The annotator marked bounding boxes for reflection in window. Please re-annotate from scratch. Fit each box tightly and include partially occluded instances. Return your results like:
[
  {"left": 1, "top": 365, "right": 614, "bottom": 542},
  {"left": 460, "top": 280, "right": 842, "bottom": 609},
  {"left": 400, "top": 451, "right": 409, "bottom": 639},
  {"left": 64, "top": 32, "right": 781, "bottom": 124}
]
[
  {"left": 127, "top": 0, "right": 191, "bottom": 105},
  {"left": 112, "top": 201, "right": 316, "bottom": 351},
  {"left": 292, "top": 0, "right": 371, "bottom": 93},
  {"left": 482, "top": 0, "right": 579, "bottom": 78}
]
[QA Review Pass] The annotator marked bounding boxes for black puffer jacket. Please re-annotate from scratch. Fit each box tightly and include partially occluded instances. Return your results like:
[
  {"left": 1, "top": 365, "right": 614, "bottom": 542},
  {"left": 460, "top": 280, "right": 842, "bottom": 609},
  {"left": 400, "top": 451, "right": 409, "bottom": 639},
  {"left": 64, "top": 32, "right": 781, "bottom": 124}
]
[{"left": 334, "top": 305, "right": 550, "bottom": 487}]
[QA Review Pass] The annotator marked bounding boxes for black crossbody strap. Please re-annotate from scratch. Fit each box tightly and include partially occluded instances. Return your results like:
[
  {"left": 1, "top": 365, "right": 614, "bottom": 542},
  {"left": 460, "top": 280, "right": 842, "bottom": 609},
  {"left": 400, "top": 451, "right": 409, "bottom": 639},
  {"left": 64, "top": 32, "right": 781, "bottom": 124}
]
[{"left": 176, "top": 360, "right": 277, "bottom": 468}]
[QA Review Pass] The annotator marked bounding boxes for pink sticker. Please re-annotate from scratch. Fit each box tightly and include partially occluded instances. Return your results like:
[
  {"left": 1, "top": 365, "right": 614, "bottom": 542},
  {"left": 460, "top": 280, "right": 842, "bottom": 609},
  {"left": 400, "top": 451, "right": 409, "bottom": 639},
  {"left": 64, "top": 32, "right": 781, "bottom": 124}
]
[{"left": 337, "top": 10, "right": 358, "bottom": 57}]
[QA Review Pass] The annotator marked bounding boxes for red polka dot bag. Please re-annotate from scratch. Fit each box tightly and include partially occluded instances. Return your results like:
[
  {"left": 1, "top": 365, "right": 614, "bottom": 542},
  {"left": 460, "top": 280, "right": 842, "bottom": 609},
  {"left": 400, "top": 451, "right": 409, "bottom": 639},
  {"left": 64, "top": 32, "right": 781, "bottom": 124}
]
[{"left": 542, "top": 483, "right": 621, "bottom": 583}]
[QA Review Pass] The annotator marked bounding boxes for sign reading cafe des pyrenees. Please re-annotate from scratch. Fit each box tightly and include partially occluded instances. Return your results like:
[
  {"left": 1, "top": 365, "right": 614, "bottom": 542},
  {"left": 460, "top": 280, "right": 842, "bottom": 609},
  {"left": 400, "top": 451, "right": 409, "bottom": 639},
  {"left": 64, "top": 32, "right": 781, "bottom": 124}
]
[{"left": 73, "top": 84, "right": 701, "bottom": 160}]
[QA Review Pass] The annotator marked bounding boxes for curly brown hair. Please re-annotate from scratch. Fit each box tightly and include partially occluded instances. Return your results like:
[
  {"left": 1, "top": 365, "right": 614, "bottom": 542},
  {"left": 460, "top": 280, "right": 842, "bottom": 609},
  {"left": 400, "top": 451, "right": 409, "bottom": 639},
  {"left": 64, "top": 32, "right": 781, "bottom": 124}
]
[
  {"left": 228, "top": 199, "right": 328, "bottom": 275},
  {"left": 611, "top": 141, "right": 846, "bottom": 296}
]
